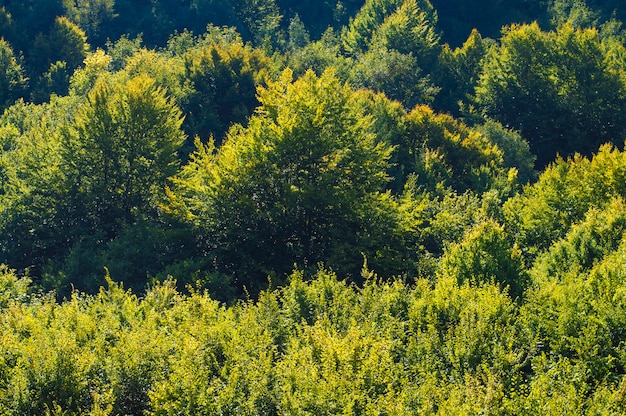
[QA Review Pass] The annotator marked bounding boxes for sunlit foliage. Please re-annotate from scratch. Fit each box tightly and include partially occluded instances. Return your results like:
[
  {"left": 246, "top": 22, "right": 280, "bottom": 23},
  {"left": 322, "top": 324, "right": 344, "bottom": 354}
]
[{"left": 1, "top": 2, "right": 626, "bottom": 412}]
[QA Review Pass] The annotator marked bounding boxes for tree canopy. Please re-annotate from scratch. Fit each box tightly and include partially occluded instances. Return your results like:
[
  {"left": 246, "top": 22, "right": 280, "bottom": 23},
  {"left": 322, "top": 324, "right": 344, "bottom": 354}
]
[{"left": 3, "top": 1, "right": 626, "bottom": 412}]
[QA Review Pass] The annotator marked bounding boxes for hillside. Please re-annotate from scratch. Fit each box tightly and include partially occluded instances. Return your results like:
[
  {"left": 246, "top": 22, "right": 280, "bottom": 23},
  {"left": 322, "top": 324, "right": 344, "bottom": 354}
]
[{"left": 2, "top": 0, "right": 626, "bottom": 413}]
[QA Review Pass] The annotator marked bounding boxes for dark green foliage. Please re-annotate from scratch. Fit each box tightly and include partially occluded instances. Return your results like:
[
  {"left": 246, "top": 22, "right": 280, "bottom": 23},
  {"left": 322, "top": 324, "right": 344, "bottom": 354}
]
[
  {"left": 475, "top": 23, "right": 626, "bottom": 167},
  {"left": 61, "top": 0, "right": 116, "bottom": 45},
  {"left": 431, "top": 29, "right": 491, "bottom": 116},
  {"left": 181, "top": 38, "right": 270, "bottom": 143},
  {"left": 3, "top": 3, "right": 626, "bottom": 411},
  {"left": 368, "top": 0, "right": 440, "bottom": 61},
  {"left": 31, "top": 60, "right": 71, "bottom": 102},
  {"left": 0, "top": 97, "right": 79, "bottom": 273},
  {"left": 0, "top": 75, "right": 186, "bottom": 293},
  {"left": 28, "top": 16, "right": 90, "bottom": 92},
  {"left": 430, "top": 0, "right": 544, "bottom": 46},
  {"left": 277, "top": 0, "right": 364, "bottom": 39}
]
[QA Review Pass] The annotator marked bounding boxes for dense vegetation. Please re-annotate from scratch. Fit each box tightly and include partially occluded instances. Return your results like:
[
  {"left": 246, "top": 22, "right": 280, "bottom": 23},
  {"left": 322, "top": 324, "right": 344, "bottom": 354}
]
[{"left": 2, "top": 0, "right": 626, "bottom": 413}]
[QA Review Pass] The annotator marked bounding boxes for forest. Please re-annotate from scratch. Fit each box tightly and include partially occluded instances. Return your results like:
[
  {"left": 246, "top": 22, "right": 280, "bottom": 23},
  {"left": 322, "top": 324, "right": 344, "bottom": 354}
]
[{"left": 2, "top": 0, "right": 626, "bottom": 413}]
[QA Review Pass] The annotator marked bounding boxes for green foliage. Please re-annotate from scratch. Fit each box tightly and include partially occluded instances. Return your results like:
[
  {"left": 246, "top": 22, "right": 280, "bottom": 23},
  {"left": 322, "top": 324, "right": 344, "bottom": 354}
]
[
  {"left": 68, "top": 49, "right": 112, "bottom": 96},
  {"left": 504, "top": 143, "right": 626, "bottom": 255},
  {"left": 0, "top": 97, "right": 78, "bottom": 272},
  {"left": 0, "top": 265, "right": 30, "bottom": 308},
  {"left": 4, "top": 2, "right": 626, "bottom": 414},
  {"left": 0, "top": 74, "right": 186, "bottom": 293},
  {"left": 286, "top": 14, "right": 310, "bottom": 50},
  {"left": 369, "top": 0, "right": 440, "bottom": 61},
  {"left": 432, "top": 29, "right": 491, "bottom": 116},
  {"left": 476, "top": 119, "right": 536, "bottom": 185},
  {"left": 167, "top": 68, "right": 400, "bottom": 287},
  {"left": 549, "top": 0, "right": 602, "bottom": 29},
  {"left": 61, "top": 0, "right": 115, "bottom": 45},
  {"left": 341, "top": 0, "right": 441, "bottom": 109},
  {"left": 0, "top": 268, "right": 523, "bottom": 414},
  {"left": 405, "top": 105, "right": 511, "bottom": 194},
  {"left": 348, "top": 47, "right": 438, "bottom": 108},
  {"left": 181, "top": 39, "right": 270, "bottom": 142},
  {"left": 517, "top": 237, "right": 626, "bottom": 406},
  {"left": 342, "top": 0, "right": 435, "bottom": 56},
  {"left": 286, "top": 28, "right": 353, "bottom": 80},
  {"left": 30, "top": 16, "right": 89, "bottom": 76},
  {"left": 440, "top": 219, "right": 528, "bottom": 299},
  {"left": 475, "top": 22, "right": 626, "bottom": 167},
  {"left": 2, "top": 258, "right": 626, "bottom": 414},
  {"left": 67, "top": 75, "right": 185, "bottom": 226},
  {"left": 0, "top": 39, "right": 27, "bottom": 111},
  {"left": 531, "top": 197, "right": 626, "bottom": 281},
  {"left": 230, "top": 0, "right": 283, "bottom": 47},
  {"left": 122, "top": 48, "right": 189, "bottom": 107}
]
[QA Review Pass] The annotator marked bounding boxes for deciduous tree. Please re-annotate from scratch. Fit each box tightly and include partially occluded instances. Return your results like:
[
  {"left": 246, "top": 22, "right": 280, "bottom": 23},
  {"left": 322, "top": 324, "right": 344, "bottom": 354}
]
[
  {"left": 475, "top": 23, "right": 626, "bottom": 167},
  {"left": 167, "top": 69, "right": 395, "bottom": 288}
]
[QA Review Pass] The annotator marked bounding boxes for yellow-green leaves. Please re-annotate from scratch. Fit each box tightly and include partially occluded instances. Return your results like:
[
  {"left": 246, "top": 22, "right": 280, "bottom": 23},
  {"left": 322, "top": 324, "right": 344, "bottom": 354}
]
[
  {"left": 167, "top": 69, "right": 395, "bottom": 285},
  {"left": 0, "top": 39, "right": 27, "bottom": 111},
  {"left": 70, "top": 74, "right": 185, "bottom": 222}
]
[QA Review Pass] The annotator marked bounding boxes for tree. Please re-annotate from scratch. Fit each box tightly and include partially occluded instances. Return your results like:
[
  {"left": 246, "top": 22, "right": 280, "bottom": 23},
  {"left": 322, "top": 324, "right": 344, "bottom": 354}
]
[
  {"left": 532, "top": 197, "right": 626, "bottom": 281},
  {"left": 230, "top": 0, "right": 283, "bottom": 47},
  {"left": 432, "top": 29, "right": 491, "bottom": 116},
  {"left": 369, "top": 0, "right": 440, "bottom": 63},
  {"left": 66, "top": 74, "right": 185, "bottom": 234},
  {"left": 286, "top": 14, "right": 310, "bottom": 50},
  {"left": 30, "top": 16, "right": 89, "bottom": 76},
  {"left": 476, "top": 119, "right": 536, "bottom": 185},
  {"left": 286, "top": 27, "right": 352, "bottom": 80},
  {"left": 429, "top": 0, "right": 543, "bottom": 46},
  {"left": 440, "top": 219, "right": 528, "bottom": 299},
  {"left": 348, "top": 47, "right": 438, "bottom": 109},
  {"left": 61, "top": 0, "right": 115, "bottom": 46},
  {"left": 344, "top": 0, "right": 441, "bottom": 109},
  {"left": 0, "top": 38, "right": 27, "bottom": 111},
  {"left": 167, "top": 69, "right": 395, "bottom": 289},
  {"left": 0, "top": 75, "right": 186, "bottom": 292},
  {"left": 276, "top": 0, "right": 364, "bottom": 39},
  {"left": 342, "top": 0, "right": 435, "bottom": 56},
  {"left": 504, "top": 143, "right": 626, "bottom": 256},
  {"left": 182, "top": 40, "right": 270, "bottom": 143},
  {"left": 475, "top": 23, "right": 626, "bottom": 167},
  {"left": 404, "top": 105, "right": 508, "bottom": 193},
  {"left": 0, "top": 97, "right": 79, "bottom": 273}
]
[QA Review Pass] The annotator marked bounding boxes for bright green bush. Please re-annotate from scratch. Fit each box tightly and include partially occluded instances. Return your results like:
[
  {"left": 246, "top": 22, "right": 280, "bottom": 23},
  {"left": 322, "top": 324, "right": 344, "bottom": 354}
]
[
  {"left": 504, "top": 143, "right": 626, "bottom": 256},
  {"left": 1, "top": 261, "right": 626, "bottom": 414}
]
